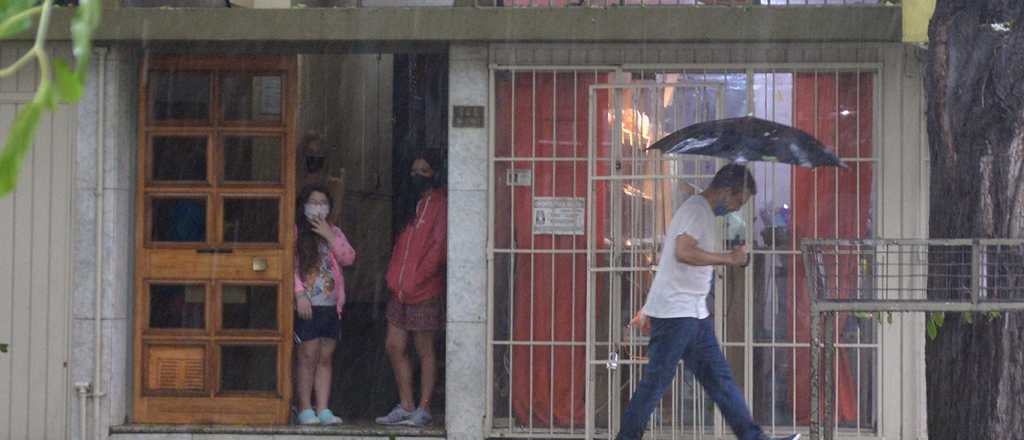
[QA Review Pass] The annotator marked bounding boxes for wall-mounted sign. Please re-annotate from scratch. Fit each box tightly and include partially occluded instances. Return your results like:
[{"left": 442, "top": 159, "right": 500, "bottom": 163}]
[
  {"left": 506, "top": 168, "right": 532, "bottom": 187},
  {"left": 533, "top": 197, "right": 585, "bottom": 236},
  {"left": 452, "top": 105, "right": 485, "bottom": 128}
]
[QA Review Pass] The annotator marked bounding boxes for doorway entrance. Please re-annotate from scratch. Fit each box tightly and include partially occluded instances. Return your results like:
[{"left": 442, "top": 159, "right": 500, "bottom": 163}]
[{"left": 132, "top": 55, "right": 297, "bottom": 424}]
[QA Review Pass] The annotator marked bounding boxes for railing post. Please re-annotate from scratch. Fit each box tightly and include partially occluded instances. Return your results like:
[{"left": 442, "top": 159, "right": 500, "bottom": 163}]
[
  {"left": 802, "top": 242, "right": 820, "bottom": 440},
  {"left": 971, "top": 240, "right": 981, "bottom": 304},
  {"left": 810, "top": 309, "right": 821, "bottom": 440},
  {"left": 823, "top": 311, "right": 835, "bottom": 440}
]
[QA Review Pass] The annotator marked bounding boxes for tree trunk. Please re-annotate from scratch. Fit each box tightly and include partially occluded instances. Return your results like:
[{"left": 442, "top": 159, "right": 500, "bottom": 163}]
[{"left": 924, "top": 1, "right": 1024, "bottom": 438}]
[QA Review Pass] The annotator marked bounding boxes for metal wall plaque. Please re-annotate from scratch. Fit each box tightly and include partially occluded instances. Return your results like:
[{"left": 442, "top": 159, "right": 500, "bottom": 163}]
[
  {"left": 533, "top": 197, "right": 585, "bottom": 236},
  {"left": 452, "top": 105, "right": 485, "bottom": 128}
]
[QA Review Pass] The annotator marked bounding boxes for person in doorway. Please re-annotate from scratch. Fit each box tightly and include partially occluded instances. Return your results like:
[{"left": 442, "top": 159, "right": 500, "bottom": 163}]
[
  {"left": 298, "top": 131, "right": 345, "bottom": 225},
  {"left": 293, "top": 185, "right": 355, "bottom": 425},
  {"left": 376, "top": 150, "right": 448, "bottom": 427},
  {"left": 617, "top": 164, "right": 800, "bottom": 440}
]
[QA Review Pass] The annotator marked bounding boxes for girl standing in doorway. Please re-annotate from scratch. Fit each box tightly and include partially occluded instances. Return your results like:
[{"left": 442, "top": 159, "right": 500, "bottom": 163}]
[{"left": 294, "top": 185, "right": 355, "bottom": 425}]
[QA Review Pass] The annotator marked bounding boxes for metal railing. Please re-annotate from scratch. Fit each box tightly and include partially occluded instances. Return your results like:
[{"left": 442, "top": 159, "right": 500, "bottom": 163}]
[
  {"left": 475, "top": 0, "right": 892, "bottom": 7},
  {"left": 118, "top": 0, "right": 895, "bottom": 8},
  {"left": 802, "top": 238, "right": 1024, "bottom": 440}
]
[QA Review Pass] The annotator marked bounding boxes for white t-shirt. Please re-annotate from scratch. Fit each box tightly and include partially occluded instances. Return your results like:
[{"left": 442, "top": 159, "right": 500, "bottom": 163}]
[{"left": 641, "top": 195, "right": 717, "bottom": 319}]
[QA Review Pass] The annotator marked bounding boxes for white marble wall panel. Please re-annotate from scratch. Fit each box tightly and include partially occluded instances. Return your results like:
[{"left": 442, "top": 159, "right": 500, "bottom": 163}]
[{"left": 445, "top": 44, "right": 489, "bottom": 440}]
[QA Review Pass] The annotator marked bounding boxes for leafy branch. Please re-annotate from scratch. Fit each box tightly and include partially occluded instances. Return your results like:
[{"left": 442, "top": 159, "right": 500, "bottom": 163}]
[
  {"left": 0, "top": 0, "right": 100, "bottom": 196},
  {"left": 853, "top": 310, "right": 1000, "bottom": 341}
]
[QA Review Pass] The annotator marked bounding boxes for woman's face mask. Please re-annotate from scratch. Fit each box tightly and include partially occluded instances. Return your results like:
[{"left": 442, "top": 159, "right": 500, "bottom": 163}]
[{"left": 410, "top": 174, "right": 433, "bottom": 193}]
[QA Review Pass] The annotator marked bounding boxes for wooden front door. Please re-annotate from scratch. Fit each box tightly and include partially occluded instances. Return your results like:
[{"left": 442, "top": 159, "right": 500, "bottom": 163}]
[{"left": 133, "top": 55, "right": 297, "bottom": 425}]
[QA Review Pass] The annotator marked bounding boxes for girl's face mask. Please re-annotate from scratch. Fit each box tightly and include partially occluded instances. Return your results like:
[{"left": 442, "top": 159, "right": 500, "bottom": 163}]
[{"left": 304, "top": 203, "right": 329, "bottom": 221}]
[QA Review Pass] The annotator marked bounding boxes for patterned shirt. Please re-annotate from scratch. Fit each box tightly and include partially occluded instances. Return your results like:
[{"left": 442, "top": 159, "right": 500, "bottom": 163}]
[{"left": 306, "top": 243, "right": 336, "bottom": 307}]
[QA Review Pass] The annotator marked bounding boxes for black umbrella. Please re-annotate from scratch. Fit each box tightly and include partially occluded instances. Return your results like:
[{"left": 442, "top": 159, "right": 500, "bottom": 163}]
[{"left": 648, "top": 116, "right": 846, "bottom": 168}]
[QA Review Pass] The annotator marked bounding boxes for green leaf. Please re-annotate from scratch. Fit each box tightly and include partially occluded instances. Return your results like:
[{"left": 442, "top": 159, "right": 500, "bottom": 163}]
[
  {"left": 0, "top": 0, "right": 34, "bottom": 38},
  {"left": 926, "top": 318, "right": 938, "bottom": 340},
  {"left": 53, "top": 60, "right": 82, "bottom": 103},
  {"left": 964, "top": 312, "right": 974, "bottom": 324},
  {"left": 0, "top": 100, "right": 44, "bottom": 195},
  {"left": 933, "top": 312, "right": 945, "bottom": 327}
]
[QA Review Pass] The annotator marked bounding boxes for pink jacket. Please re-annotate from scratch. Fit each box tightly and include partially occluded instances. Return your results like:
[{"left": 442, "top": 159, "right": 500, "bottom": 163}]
[{"left": 294, "top": 225, "right": 356, "bottom": 316}]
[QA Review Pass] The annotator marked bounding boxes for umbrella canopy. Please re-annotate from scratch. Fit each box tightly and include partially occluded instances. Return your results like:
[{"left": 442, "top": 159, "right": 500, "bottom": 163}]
[{"left": 648, "top": 116, "right": 846, "bottom": 168}]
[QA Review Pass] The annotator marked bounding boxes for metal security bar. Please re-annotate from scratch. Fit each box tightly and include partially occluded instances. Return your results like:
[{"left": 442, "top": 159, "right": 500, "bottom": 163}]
[{"left": 803, "top": 239, "right": 1024, "bottom": 440}]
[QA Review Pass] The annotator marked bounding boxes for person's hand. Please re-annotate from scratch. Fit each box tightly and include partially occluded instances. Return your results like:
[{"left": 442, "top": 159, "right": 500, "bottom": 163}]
[
  {"left": 296, "top": 296, "right": 313, "bottom": 320},
  {"left": 727, "top": 245, "right": 749, "bottom": 267},
  {"left": 311, "top": 217, "right": 334, "bottom": 241},
  {"left": 629, "top": 310, "right": 651, "bottom": 335}
]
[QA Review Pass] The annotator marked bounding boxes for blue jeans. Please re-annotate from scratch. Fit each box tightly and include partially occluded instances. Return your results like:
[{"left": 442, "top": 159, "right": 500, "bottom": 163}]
[{"left": 615, "top": 317, "right": 763, "bottom": 440}]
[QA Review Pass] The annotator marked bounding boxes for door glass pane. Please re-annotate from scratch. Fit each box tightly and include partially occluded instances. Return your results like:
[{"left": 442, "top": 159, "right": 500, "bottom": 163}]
[
  {"left": 151, "top": 136, "right": 207, "bottom": 182},
  {"left": 220, "top": 345, "right": 277, "bottom": 392},
  {"left": 150, "top": 71, "right": 211, "bottom": 122},
  {"left": 223, "top": 198, "right": 279, "bottom": 243},
  {"left": 222, "top": 136, "right": 282, "bottom": 183},
  {"left": 151, "top": 197, "right": 207, "bottom": 243},
  {"left": 222, "top": 73, "right": 283, "bottom": 123},
  {"left": 222, "top": 285, "right": 278, "bottom": 330},
  {"left": 149, "top": 284, "right": 205, "bottom": 329}
]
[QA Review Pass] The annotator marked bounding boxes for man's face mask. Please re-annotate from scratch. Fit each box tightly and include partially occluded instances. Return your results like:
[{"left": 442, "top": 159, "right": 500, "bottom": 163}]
[{"left": 305, "top": 156, "right": 326, "bottom": 174}]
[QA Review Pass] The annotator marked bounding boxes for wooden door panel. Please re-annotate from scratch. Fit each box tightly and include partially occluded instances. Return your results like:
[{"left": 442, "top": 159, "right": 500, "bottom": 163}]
[
  {"left": 141, "top": 251, "right": 285, "bottom": 280},
  {"left": 138, "top": 396, "right": 285, "bottom": 425},
  {"left": 134, "top": 54, "right": 296, "bottom": 425}
]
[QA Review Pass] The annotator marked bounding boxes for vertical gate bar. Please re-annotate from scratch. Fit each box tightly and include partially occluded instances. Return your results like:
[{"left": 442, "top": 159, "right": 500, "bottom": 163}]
[
  {"left": 768, "top": 69, "right": 779, "bottom": 435},
  {"left": 714, "top": 77, "right": 726, "bottom": 440},
  {"left": 569, "top": 70, "right": 579, "bottom": 435},
  {"left": 813, "top": 69, "right": 819, "bottom": 241},
  {"left": 853, "top": 66, "right": 865, "bottom": 440},
  {"left": 610, "top": 84, "right": 625, "bottom": 438},
  {"left": 508, "top": 70, "right": 518, "bottom": 430},
  {"left": 547, "top": 72, "right": 557, "bottom": 434},
  {"left": 528, "top": 70, "right": 537, "bottom": 433},
  {"left": 586, "top": 86, "right": 596, "bottom": 440},
  {"left": 744, "top": 68, "right": 756, "bottom": 413}
]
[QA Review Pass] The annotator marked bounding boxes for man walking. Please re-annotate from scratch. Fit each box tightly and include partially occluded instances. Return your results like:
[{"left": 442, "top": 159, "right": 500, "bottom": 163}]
[{"left": 616, "top": 164, "right": 799, "bottom": 440}]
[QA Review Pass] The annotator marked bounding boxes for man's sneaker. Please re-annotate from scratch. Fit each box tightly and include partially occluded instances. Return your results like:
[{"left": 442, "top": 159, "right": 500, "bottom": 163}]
[
  {"left": 771, "top": 435, "right": 800, "bottom": 440},
  {"left": 318, "top": 408, "right": 343, "bottom": 425},
  {"left": 399, "top": 407, "right": 432, "bottom": 427},
  {"left": 375, "top": 405, "right": 414, "bottom": 425},
  {"left": 297, "top": 408, "right": 319, "bottom": 425}
]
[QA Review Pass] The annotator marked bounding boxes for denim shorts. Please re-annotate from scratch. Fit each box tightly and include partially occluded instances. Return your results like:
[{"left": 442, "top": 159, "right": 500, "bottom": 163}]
[{"left": 294, "top": 306, "right": 340, "bottom": 343}]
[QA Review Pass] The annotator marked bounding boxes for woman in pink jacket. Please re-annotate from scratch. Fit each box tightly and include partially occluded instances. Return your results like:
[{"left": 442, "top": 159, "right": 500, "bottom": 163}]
[
  {"left": 376, "top": 151, "right": 447, "bottom": 427},
  {"left": 293, "top": 185, "right": 355, "bottom": 425}
]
